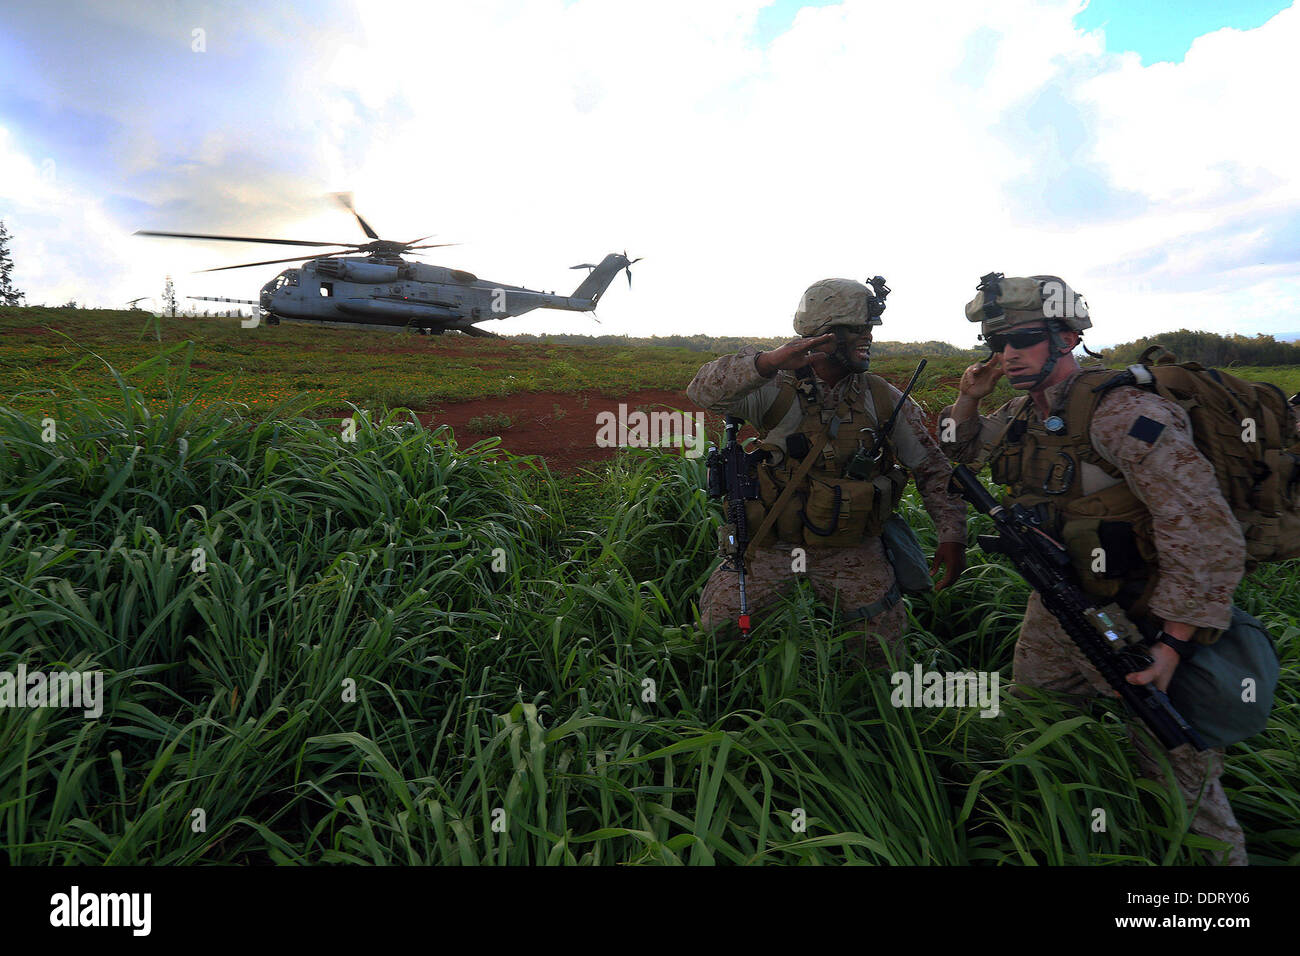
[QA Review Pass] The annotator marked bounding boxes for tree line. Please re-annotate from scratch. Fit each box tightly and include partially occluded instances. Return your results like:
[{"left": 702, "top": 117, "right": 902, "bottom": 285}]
[
  {"left": 510, "top": 329, "right": 1300, "bottom": 366},
  {"left": 1103, "top": 330, "right": 1300, "bottom": 368},
  {"left": 507, "top": 332, "right": 982, "bottom": 356}
]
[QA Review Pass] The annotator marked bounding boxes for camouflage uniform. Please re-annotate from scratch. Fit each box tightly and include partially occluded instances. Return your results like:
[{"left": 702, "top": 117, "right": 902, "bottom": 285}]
[
  {"left": 689, "top": 345, "right": 966, "bottom": 664},
  {"left": 940, "top": 370, "right": 1250, "bottom": 864}
]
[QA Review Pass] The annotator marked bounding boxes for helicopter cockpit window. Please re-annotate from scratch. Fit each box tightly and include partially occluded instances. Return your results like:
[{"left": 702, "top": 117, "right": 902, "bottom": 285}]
[{"left": 284, "top": 271, "right": 299, "bottom": 287}]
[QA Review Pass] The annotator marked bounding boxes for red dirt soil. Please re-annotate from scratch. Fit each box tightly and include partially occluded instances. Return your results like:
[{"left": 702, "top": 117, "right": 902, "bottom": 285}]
[
  {"left": 412, "top": 373, "right": 947, "bottom": 474},
  {"left": 416, "top": 389, "right": 727, "bottom": 473}
]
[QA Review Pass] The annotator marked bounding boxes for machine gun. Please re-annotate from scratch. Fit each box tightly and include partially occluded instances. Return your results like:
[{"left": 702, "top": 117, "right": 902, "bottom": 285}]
[
  {"left": 705, "top": 416, "right": 763, "bottom": 637},
  {"left": 947, "top": 464, "right": 1208, "bottom": 751}
]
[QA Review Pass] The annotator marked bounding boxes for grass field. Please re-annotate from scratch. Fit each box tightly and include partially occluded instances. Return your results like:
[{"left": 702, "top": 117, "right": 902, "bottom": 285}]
[
  {"left": 1, "top": 310, "right": 1297, "bottom": 865},
  {"left": 0, "top": 307, "right": 709, "bottom": 416}
]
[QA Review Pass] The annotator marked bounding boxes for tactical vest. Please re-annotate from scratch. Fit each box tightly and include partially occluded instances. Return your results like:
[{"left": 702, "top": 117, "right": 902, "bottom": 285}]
[
  {"left": 987, "top": 369, "right": 1159, "bottom": 616},
  {"left": 745, "top": 369, "right": 908, "bottom": 548}
]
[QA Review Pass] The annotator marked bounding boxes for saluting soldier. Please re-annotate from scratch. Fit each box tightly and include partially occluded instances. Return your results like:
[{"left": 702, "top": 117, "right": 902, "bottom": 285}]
[
  {"left": 687, "top": 278, "right": 967, "bottom": 665},
  {"left": 939, "top": 273, "right": 1250, "bottom": 865}
]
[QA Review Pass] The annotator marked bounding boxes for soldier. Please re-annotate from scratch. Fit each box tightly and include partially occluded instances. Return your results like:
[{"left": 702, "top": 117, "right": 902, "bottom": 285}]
[
  {"left": 939, "top": 273, "right": 1249, "bottom": 865},
  {"left": 687, "top": 278, "right": 967, "bottom": 666}
]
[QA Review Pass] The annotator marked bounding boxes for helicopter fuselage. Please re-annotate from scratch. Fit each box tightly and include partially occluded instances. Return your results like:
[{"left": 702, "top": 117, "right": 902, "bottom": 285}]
[{"left": 256, "top": 253, "right": 628, "bottom": 334}]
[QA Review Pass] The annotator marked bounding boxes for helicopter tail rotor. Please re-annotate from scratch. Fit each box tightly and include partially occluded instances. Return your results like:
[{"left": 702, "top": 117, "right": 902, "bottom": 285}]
[{"left": 622, "top": 250, "right": 643, "bottom": 288}]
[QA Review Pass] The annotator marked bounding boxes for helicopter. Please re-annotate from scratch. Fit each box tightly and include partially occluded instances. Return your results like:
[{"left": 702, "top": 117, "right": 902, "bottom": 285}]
[{"left": 135, "top": 194, "right": 638, "bottom": 336}]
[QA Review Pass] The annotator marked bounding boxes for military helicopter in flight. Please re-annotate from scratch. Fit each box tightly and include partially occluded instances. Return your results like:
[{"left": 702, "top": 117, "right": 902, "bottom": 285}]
[{"left": 135, "top": 194, "right": 638, "bottom": 336}]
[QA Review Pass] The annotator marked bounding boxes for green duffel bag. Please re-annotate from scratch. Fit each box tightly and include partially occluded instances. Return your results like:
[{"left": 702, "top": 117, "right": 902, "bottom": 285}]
[
  {"left": 1166, "top": 606, "right": 1280, "bottom": 749},
  {"left": 881, "top": 515, "right": 933, "bottom": 596}
]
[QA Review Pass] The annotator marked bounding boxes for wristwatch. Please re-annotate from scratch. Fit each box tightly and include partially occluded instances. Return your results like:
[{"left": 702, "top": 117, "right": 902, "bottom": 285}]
[{"left": 1157, "top": 631, "right": 1198, "bottom": 661}]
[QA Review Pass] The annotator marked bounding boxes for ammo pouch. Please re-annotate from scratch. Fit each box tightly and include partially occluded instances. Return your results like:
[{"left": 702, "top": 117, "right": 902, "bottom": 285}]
[
  {"left": 881, "top": 515, "right": 933, "bottom": 595},
  {"left": 1166, "top": 607, "right": 1280, "bottom": 749},
  {"left": 1052, "top": 483, "right": 1156, "bottom": 607},
  {"left": 800, "top": 468, "right": 906, "bottom": 549}
]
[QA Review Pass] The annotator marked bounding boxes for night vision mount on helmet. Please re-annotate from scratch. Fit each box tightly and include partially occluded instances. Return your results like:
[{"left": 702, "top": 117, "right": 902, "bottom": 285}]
[
  {"left": 794, "top": 275, "right": 891, "bottom": 372},
  {"left": 966, "top": 272, "right": 1092, "bottom": 387}
]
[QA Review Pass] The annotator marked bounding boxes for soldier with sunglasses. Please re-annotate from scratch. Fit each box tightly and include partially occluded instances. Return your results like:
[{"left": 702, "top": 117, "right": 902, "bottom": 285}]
[
  {"left": 687, "top": 278, "right": 967, "bottom": 666},
  {"left": 939, "top": 273, "right": 1249, "bottom": 865}
]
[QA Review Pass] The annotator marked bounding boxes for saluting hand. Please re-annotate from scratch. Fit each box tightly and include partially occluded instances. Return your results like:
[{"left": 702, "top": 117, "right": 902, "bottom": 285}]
[
  {"left": 755, "top": 333, "right": 838, "bottom": 376},
  {"left": 958, "top": 354, "right": 1004, "bottom": 400}
]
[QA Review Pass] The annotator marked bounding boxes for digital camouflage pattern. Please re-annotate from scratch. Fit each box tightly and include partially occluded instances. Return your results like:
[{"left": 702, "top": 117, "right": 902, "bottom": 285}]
[
  {"left": 942, "top": 369, "right": 1249, "bottom": 863},
  {"left": 963, "top": 274, "right": 1093, "bottom": 337},
  {"left": 698, "top": 535, "right": 906, "bottom": 667},
  {"left": 689, "top": 346, "right": 967, "bottom": 545},
  {"left": 688, "top": 346, "right": 966, "bottom": 652},
  {"left": 1017, "top": 593, "right": 1248, "bottom": 865},
  {"left": 793, "top": 278, "right": 882, "bottom": 336},
  {"left": 940, "top": 371, "right": 1245, "bottom": 629}
]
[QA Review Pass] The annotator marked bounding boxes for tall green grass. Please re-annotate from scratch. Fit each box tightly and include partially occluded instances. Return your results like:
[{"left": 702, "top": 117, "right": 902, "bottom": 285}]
[{"left": 1, "top": 348, "right": 1296, "bottom": 864}]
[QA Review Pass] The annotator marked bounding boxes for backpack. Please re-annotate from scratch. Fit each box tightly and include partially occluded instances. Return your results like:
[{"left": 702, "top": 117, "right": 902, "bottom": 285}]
[{"left": 1085, "top": 345, "right": 1300, "bottom": 568}]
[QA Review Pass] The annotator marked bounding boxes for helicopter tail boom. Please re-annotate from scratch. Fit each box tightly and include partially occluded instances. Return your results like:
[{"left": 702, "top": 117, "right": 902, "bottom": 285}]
[{"left": 571, "top": 253, "right": 630, "bottom": 307}]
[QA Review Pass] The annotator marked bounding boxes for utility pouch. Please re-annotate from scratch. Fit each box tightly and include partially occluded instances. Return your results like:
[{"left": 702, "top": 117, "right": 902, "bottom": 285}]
[
  {"left": 1061, "top": 517, "right": 1121, "bottom": 600},
  {"left": 717, "top": 522, "right": 739, "bottom": 558},
  {"left": 1166, "top": 606, "right": 1280, "bottom": 748},
  {"left": 881, "top": 515, "right": 932, "bottom": 595},
  {"left": 802, "top": 477, "right": 875, "bottom": 548},
  {"left": 786, "top": 433, "right": 811, "bottom": 462},
  {"left": 746, "top": 462, "right": 802, "bottom": 547},
  {"left": 873, "top": 471, "right": 905, "bottom": 529}
]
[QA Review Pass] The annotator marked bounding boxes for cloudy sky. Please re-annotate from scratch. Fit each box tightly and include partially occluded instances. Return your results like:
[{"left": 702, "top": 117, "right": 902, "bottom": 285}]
[{"left": 1, "top": 0, "right": 1296, "bottom": 346}]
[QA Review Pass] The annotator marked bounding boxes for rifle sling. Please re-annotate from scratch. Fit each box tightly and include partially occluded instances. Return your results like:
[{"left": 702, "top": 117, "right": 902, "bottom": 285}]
[{"left": 745, "top": 429, "right": 830, "bottom": 564}]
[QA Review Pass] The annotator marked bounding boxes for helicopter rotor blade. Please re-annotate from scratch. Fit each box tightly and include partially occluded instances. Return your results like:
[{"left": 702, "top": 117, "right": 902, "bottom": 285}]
[
  {"left": 189, "top": 296, "right": 259, "bottom": 305},
  {"left": 135, "top": 230, "right": 359, "bottom": 249},
  {"left": 406, "top": 242, "right": 460, "bottom": 250},
  {"left": 332, "top": 192, "right": 380, "bottom": 240},
  {"left": 195, "top": 250, "right": 351, "bottom": 273}
]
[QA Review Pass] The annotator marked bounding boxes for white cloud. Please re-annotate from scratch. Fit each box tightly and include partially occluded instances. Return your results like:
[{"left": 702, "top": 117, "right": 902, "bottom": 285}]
[{"left": 2, "top": 0, "right": 1297, "bottom": 343}]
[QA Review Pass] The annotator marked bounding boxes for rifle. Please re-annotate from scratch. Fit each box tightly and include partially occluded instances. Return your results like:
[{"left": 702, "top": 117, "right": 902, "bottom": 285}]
[
  {"left": 705, "top": 415, "right": 762, "bottom": 637},
  {"left": 947, "top": 463, "right": 1208, "bottom": 751}
]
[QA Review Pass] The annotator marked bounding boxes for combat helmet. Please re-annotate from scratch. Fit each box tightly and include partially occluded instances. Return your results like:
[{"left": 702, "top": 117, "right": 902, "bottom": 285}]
[
  {"left": 793, "top": 277, "right": 890, "bottom": 336},
  {"left": 965, "top": 273, "right": 1091, "bottom": 388},
  {"left": 964, "top": 273, "right": 1091, "bottom": 337},
  {"left": 794, "top": 276, "right": 890, "bottom": 373}
]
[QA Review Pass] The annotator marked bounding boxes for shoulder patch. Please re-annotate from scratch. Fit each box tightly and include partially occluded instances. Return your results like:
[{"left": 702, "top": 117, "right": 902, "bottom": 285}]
[{"left": 1128, "top": 415, "right": 1166, "bottom": 445}]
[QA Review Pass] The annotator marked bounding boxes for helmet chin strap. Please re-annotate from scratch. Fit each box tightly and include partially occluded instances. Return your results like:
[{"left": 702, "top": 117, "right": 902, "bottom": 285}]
[
  {"left": 830, "top": 327, "right": 871, "bottom": 372},
  {"left": 1007, "top": 325, "right": 1067, "bottom": 389}
]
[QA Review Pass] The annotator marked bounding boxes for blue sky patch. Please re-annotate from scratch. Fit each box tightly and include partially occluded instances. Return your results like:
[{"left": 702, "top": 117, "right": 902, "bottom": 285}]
[
  {"left": 752, "top": 0, "right": 842, "bottom": 46},
  {"left": 1075, "top": 0, "right": 1291, "bottom": 64}
]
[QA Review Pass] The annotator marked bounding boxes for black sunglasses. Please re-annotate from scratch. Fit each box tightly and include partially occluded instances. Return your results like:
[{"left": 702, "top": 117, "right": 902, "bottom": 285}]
[{"left": 985, "top": 328, "right": 1050, "bottom": 351}]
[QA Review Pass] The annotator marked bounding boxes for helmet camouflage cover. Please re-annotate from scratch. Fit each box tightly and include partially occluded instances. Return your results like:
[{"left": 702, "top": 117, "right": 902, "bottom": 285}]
[
  {"left": 964, "top": 273, "right": 1092, "bottom": 337},
  {"left": 794, "top": 278, "right": 883, "bottom": 336}
]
